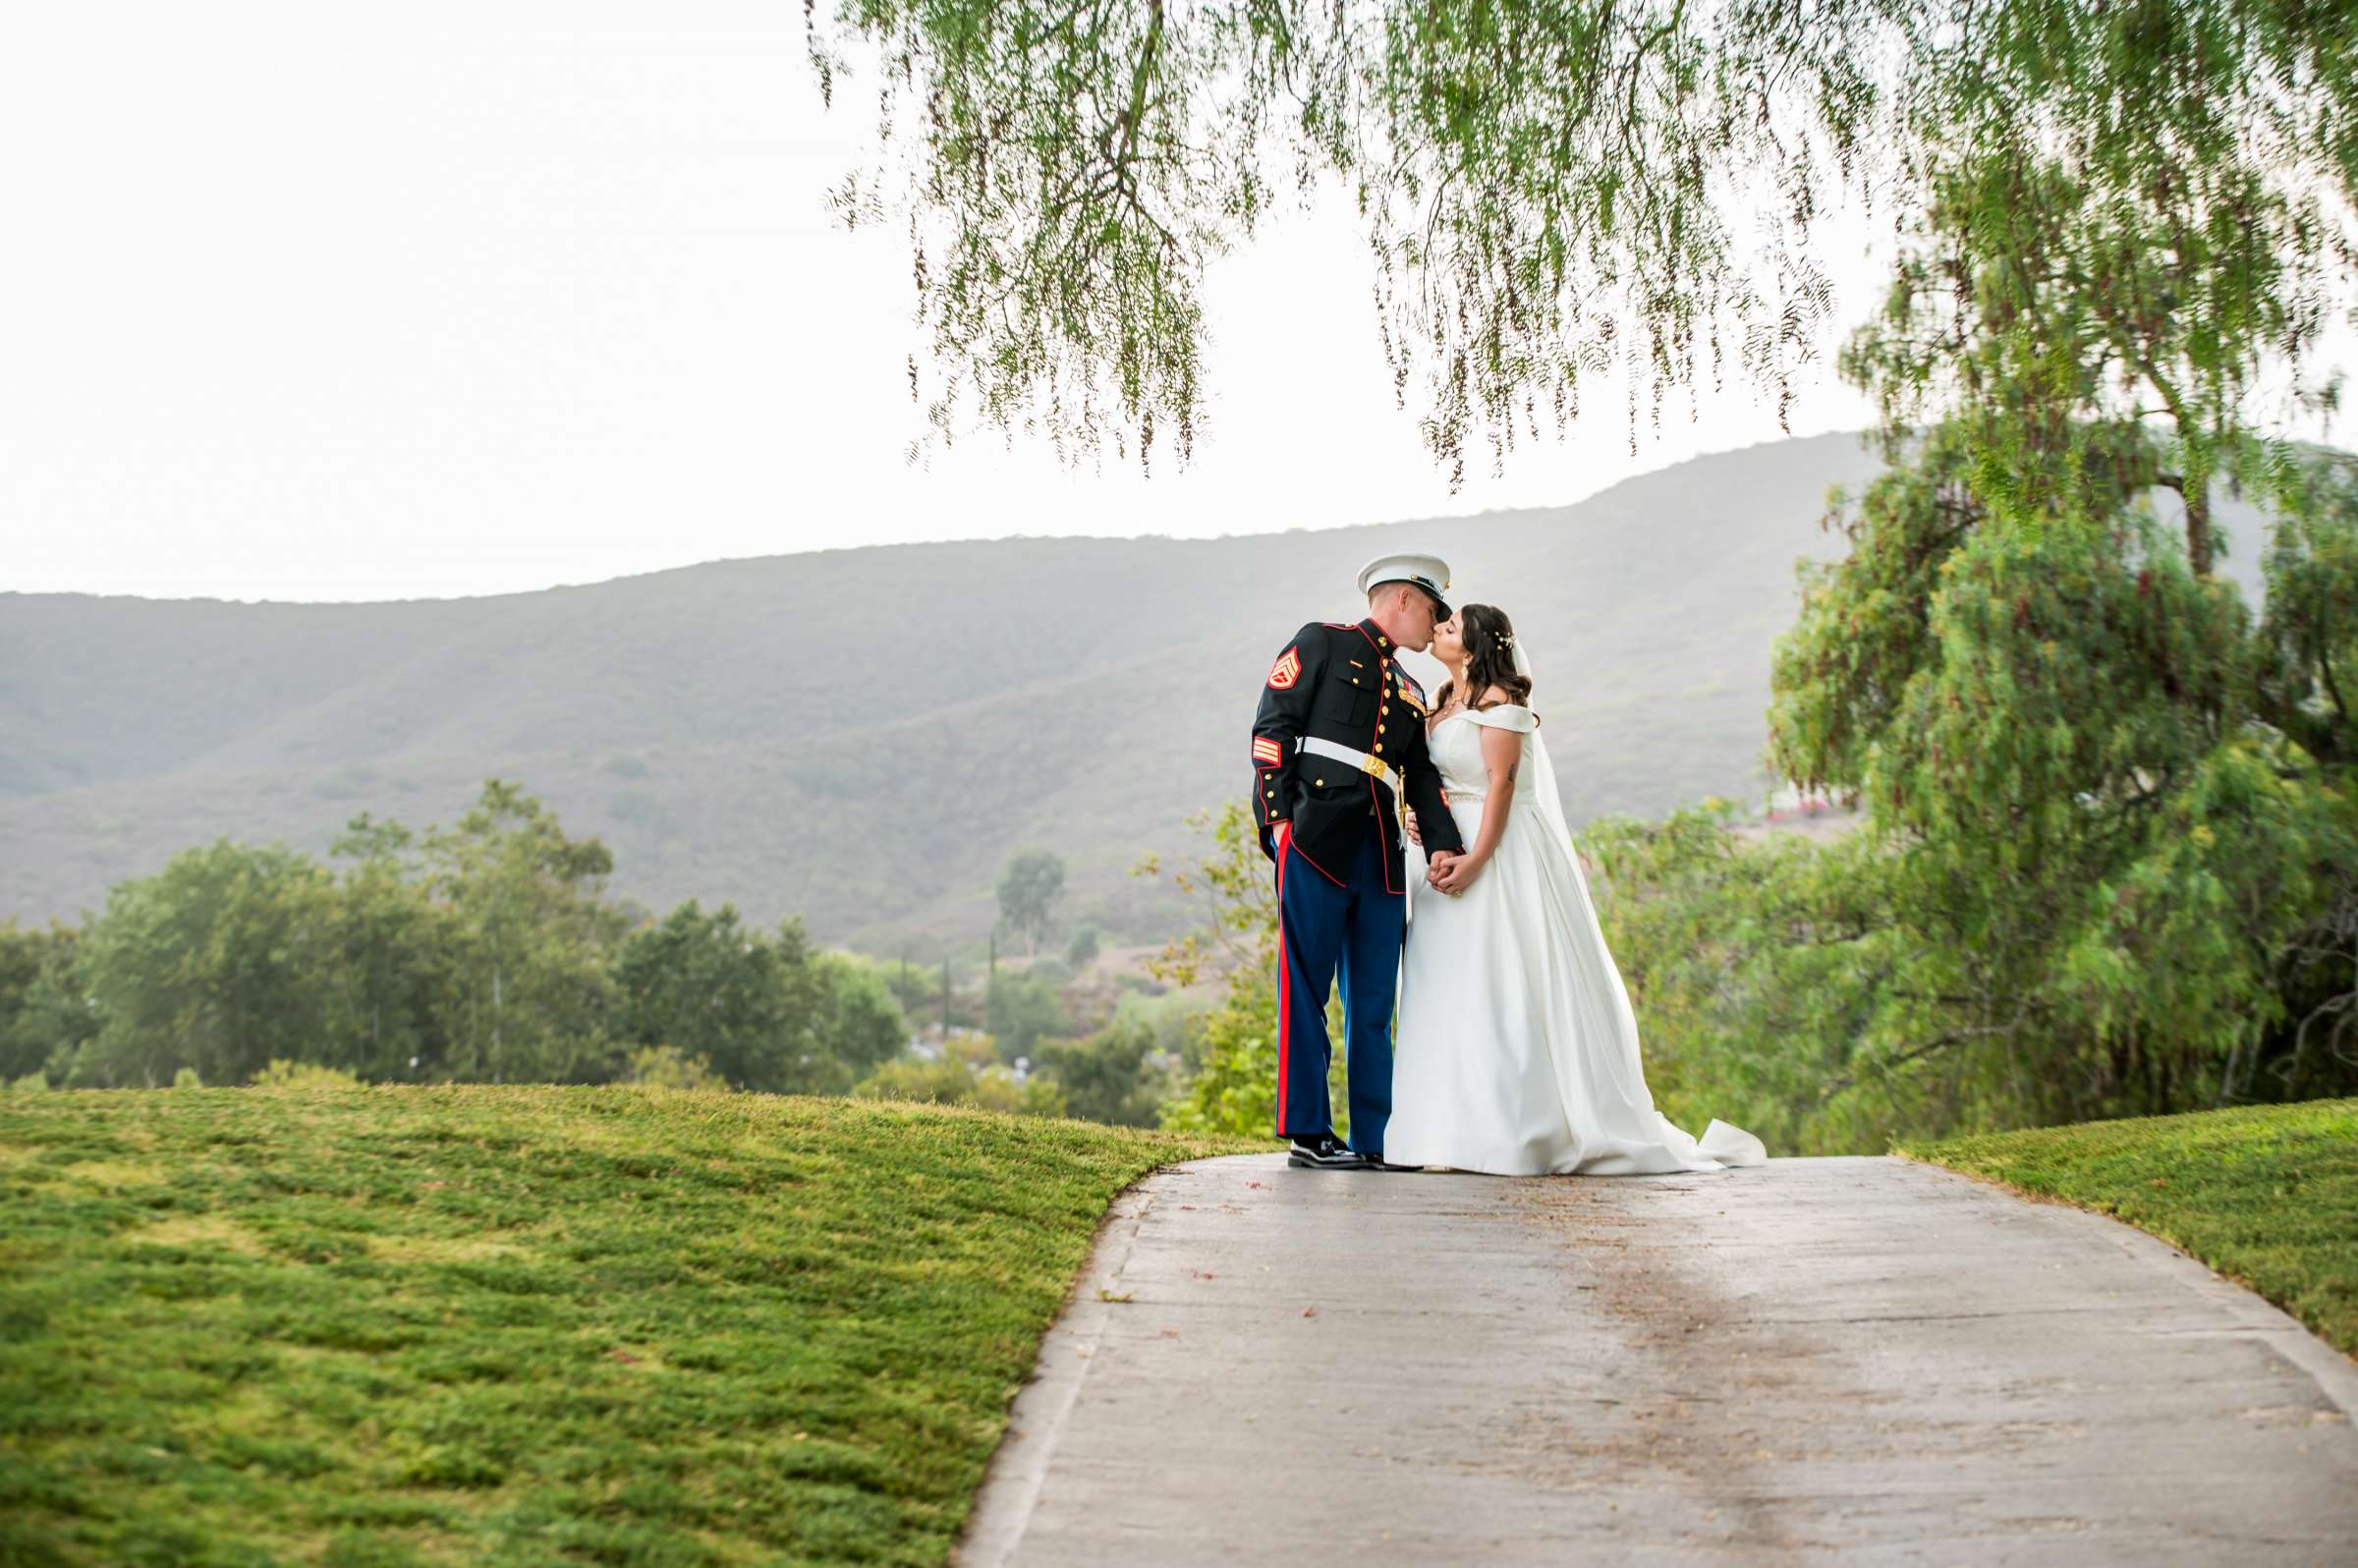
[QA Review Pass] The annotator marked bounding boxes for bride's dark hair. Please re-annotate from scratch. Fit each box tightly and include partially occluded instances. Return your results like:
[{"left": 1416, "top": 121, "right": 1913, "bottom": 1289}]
[{"left": 1438, "top": 602, "right": 1533, "bottom": 712}]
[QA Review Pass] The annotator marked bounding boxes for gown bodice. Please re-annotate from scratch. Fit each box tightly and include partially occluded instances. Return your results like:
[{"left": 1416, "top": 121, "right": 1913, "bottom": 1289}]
[{"left": 1425, "top": 707, "right": 1538, "bottom": 805}]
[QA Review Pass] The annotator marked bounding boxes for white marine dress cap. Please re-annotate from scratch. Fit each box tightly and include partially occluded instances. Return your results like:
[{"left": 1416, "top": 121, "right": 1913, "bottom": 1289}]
[{"left": 1356, "top": 552, "right": 1452, "bottom": 618}]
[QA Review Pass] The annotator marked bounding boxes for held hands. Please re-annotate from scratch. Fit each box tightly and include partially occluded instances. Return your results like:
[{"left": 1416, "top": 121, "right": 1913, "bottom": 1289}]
[
  {"left": 1427, "top": 848, "right": 1484, "bottom": 895},
  {"left": 1411, "top": 804, "right": 1475, "bottom": 894}
]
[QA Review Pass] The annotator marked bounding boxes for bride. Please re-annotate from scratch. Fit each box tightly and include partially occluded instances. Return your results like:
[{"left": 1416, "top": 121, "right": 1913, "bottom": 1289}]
[{"left": 1383, "top": 603, "right": 1768, "bottom": 1177}]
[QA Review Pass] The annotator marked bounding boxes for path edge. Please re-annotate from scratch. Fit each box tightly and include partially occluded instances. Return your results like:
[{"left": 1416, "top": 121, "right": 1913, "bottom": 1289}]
[
  {"left": 950, "top": 1151, "right": 1264, "bottom": 1567},
  {"left": 1896, "top": 1149, "right": 2358, "bottom": 1410}
]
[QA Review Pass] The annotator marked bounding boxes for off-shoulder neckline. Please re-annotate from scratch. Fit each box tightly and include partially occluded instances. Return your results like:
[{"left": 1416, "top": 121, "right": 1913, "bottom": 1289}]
[
  {"left": 1462, "top": 702, "right": 1540, "bottom": 733},
  {"left": 1429, "top": 703, "right": 1541, "bottom": 734}
]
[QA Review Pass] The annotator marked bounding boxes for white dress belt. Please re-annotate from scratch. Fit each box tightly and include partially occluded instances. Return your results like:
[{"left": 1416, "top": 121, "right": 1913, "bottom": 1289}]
[{"left": 1298, "top": 735, "right": 1400, "bottom": 797}]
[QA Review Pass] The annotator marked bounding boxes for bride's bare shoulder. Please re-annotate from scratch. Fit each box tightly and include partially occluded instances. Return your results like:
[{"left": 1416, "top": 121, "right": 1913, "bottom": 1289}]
[{"left": 1473, "top": 685, "right": 1537, "bottom": 721}]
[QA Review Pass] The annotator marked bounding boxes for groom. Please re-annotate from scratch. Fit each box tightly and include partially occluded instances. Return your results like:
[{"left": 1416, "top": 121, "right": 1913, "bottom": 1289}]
[{"left": 1250, "top": 553, "right": 1466, "bottom": 1170}]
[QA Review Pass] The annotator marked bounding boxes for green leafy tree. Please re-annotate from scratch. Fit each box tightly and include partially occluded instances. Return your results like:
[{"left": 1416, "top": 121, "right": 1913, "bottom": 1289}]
[
  {"left": 422, "top": 781, "right": 625, "bottom": 1085},
  {"left": 613, "top": 904, "right": 906, "bottom": 1097},
  {"left": 1754, "top": 441, "right": 2358, "bottom": 1133},
  {"left": 0, "top": 921, "right": 86, "bottom": 1084},
  {"left": 614, "top": 901, "right": 815, "bottom": 1091},
  {"left": 880, "top": 951, "right": 937, "bottom": 1017},
  {"left": 67, "top": 842, "right": 351, "bottom": 1089},
  {"left": 328, "top": 814, "right": 461, "bottom": 1082},
  {"left": 1593, "top": 185, "right": 2358, "bottom": 1144},
  {"left": 996, "top": 849, "right": 1066, "bottom": 955},
  {"left": 809, "top": 949, "right": 913, "bottom": 1091},
  {"left": 1035, "top": 1022, "right": 1174, "bottom": 1127},
  {"left": 983, "top": 967, "right": 1072, "bottom": 1063}
]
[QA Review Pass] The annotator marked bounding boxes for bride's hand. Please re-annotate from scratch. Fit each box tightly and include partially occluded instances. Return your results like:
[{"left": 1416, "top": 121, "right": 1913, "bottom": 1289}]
[{"left": 1430, "top": 850, "right": 1484, "bottom": 895}]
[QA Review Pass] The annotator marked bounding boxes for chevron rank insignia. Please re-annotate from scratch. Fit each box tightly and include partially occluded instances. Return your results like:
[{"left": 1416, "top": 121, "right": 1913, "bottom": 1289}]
[
  {"left": 1266, "top": 646, "right": 1302, "bottom": 690},
  {"left": 1253, "top": 737, "right": 1282, "bottom": 766}
]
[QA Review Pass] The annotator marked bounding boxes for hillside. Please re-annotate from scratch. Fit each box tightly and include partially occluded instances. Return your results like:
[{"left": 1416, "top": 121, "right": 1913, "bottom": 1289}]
[{"left": 0, "top": 432, "right": 2274, "bottom": 948}]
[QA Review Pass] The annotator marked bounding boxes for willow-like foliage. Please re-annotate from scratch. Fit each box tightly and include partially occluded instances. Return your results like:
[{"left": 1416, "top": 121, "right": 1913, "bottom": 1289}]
[{"left": 807, "top": 0, "right": 2357, "bottom": 480}]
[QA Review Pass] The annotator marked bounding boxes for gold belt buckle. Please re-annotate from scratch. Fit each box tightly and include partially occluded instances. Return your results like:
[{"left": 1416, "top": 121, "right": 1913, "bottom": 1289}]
[{"left": 1361, "top": 754, "right": 1392, "bottom": 785}]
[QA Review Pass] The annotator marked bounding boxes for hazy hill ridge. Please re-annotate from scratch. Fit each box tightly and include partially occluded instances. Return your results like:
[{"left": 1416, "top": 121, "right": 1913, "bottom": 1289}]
[{"left": 0, "top": 431, "right": 2268, "bottom": 947}]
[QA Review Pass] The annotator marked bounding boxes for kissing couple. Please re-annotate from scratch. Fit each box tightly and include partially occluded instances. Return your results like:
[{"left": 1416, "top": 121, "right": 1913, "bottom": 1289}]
[{"left": 1249, "top": 552, "right": 1768, "bottom": 1176}]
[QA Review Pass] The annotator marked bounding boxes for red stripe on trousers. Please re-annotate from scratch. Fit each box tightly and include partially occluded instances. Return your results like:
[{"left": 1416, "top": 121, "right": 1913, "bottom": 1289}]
[{"left": 1274, "top": 832, "right": 1291, "bottom": 1130}]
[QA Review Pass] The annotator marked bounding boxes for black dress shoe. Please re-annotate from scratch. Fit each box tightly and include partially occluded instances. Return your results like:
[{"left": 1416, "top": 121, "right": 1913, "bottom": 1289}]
[
  {"left": 1286, "top": 1133, "right": 1367, "bottom": 1169},
  {"left": 1356, "top": 1150, "right": 1415, "bottom": 1172}
]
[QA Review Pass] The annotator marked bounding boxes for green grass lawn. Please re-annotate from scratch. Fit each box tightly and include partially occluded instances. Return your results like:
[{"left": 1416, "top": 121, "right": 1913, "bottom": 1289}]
[
  {"left": 1894, "top": 1096, "right": 2358, "bottom": 1360},
  {"left": 0, "top": 1085, "right": 1261, "bottom": 1567}
]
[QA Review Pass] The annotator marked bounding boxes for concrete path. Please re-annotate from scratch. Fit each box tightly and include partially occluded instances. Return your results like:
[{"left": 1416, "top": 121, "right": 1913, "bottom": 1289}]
[{"left": 958, "top": 1153, "right": 2358, "bottom": 1567}]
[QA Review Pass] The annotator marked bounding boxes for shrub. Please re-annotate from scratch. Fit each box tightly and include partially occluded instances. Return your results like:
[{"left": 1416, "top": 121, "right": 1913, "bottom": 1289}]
[
  {"left": 622, "top": 1044, "right": 720, "bottom": 1090},
  {"left": 248, "top": 1060, "right": 362, "bottom": 1089}
]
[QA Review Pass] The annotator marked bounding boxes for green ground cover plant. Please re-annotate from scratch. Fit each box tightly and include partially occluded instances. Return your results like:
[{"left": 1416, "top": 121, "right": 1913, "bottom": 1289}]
[
  {"left": 0, "top": 1084, "right": 1259, "bottom": 1566},
  {"left": 1897, "top": 1097, "right": 2358, "bottom": 1359}
]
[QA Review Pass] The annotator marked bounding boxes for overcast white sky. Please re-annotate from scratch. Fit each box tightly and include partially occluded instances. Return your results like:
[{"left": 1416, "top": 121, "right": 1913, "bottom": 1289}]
[{"left": 2, "top": 5, "right": 2343, "bottom": 603}]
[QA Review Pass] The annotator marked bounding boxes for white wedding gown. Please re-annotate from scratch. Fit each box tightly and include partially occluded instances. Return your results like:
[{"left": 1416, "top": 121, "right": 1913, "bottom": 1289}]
[{"left": 1385, "top": 704, "right": 1768, "bottom": 1176}]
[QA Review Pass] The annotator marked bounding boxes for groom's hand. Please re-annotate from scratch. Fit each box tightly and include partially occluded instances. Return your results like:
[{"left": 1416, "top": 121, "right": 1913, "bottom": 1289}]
[
  {"left": 1403, "top": 806, "right": 1423, "bottom": 847},
  {"left": 1425, "top": 849, "right": 1456, "bottom": 890}
]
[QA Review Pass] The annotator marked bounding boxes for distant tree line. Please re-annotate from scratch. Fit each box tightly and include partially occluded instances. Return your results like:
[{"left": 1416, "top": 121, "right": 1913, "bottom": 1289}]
[
  {"left": 0, "top": 783, "right": 1194, "bottom": 1130},
  {"left": 0, "top": 781, "right": 904, "bottom": 1094}
]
